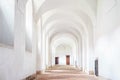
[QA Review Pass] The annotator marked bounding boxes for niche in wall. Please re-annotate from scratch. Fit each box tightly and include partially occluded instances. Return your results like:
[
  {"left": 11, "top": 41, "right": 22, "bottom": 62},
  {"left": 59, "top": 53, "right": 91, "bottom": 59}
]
[
  {"left": 0, "top": 0, "right": 15, "bottom": 47},
  {"left": 25, "top": 0, "right": 33, "bottom": 52}
]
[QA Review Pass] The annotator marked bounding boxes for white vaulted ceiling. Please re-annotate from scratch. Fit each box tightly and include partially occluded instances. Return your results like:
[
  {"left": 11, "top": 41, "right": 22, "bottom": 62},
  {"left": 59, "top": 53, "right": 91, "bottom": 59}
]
[
  {"left": 32, "top": 0, "right": 98, "bottom": 70},
  {"left": 34, "top": 0, "right": 97, "bottom": 56}
]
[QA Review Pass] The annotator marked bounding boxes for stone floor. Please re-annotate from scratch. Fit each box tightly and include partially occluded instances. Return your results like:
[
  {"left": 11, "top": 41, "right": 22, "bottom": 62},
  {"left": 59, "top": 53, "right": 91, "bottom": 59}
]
[{"left": 37, "top": 65, "right": 100, "bottom": 80}]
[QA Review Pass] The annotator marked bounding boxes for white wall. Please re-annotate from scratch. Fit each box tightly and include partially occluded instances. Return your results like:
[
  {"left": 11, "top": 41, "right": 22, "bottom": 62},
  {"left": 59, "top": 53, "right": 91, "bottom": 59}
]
[
  {"left": 14, "top": 0, "right": 37, "bottom": 79},
  {"left": 55, "top": 44, "right": 74, "bottom": 65},
  {"left": 0, "top": 0, "right": 16, "bottom": 80},
  {"left": 0, "top": 47, "right": 14, "bottom": 80},
  {"left": 0, "top": 0, "right": 37, "bottom": 80},
  {"left": 95, "top": 27, "right": 120, "bottom": 80},
  {"left": 96, "top": 0, "right": 120, "bottom": 79}
]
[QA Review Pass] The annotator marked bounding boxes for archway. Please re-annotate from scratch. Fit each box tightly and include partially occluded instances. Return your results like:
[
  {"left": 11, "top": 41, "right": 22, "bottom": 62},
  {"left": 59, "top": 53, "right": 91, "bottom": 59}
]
[{"left": 55, "top": 43, "right": 72, "bottom": 65}]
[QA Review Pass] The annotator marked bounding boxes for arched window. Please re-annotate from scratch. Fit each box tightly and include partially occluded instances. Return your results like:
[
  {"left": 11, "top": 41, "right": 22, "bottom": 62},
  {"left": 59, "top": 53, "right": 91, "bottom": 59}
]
[
  {"left": 0, "top": 0, "right": 15, "bottom": 47},
  {"left": 25, "top": 0, "right": 33, "bottom": 52}
]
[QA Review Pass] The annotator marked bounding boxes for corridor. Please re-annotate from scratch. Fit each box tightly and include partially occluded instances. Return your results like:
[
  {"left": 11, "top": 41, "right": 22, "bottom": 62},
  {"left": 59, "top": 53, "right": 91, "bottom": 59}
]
[{"left": 0, "top": 0, "right": 120, "bottom": 80}]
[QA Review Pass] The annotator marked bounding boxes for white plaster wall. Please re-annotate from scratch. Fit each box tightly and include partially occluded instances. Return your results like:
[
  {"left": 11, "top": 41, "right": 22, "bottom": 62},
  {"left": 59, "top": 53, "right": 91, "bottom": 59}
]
[
  {"left": 96, "top": 0, "right": 120, "bottom": 38},
  {"left": 96, "top": 0, "right": 120, "bottom": 79},
  {"left": 0, "top": 4, "right": 25, "bottom": 79},
  {"left": 0, "top": 0, "right": 37, "bottom": 79},
  {"left": 36, "top": 19, "right": 42, "bottom": 71},
  {"left": 55, "top": 45, "right": 73, "bottom": 65},
  {"left": 22, "top": 51, "right": 36, "bottom": 78},
  {"left": 95, "top": 27, "right": 120, "bottom": 80},
  {"left": 15, "top": 0, "right": 36, "bottom": 79},
  {"left": 37, "top": 18, "right": 46, "bottom": 71},
  {"left": 22, "top": 18, "right": 37, "bottom": 79},
  {"left": 50, "top": 35, "right": 78, "bottom": 66},
  {"left": 0, "top": 47, "right": 15, "bottom": 80}
]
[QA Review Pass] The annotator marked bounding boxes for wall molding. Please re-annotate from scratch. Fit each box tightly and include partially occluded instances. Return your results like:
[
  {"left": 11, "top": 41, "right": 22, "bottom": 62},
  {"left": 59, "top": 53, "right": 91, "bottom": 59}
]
[{"left": 0, "top": 43, "right": 14, "bottom": 49}]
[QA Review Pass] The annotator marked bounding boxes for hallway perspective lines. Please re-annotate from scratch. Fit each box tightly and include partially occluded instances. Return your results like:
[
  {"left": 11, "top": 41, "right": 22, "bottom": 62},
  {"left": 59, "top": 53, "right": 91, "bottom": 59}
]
[{"left": 37, "top": 65, "right": 98, "bottom": 80}]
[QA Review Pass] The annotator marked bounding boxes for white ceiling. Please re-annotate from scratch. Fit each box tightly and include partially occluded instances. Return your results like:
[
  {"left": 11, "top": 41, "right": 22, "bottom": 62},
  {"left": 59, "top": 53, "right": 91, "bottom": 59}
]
[{"left": 33, "top": 0, "right": 97, "bottom": 54}]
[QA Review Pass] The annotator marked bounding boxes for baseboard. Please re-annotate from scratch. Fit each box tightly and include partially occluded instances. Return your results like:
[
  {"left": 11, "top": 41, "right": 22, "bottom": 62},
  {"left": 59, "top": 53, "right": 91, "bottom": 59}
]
[
  {"left": 36, "top": 71, "right": 42, "bottom": 75},
  {"left": 98, "top": 76, "right": 112, "bottom": 80},
  {"left": 36, "top": 70, "right": 45, "bottom": 74},
  {"left": 23, "top": 73, "right": 36, "bottom": 80},
  {"left": 89, "top": 70, "right": 95, "bottom": 75}
]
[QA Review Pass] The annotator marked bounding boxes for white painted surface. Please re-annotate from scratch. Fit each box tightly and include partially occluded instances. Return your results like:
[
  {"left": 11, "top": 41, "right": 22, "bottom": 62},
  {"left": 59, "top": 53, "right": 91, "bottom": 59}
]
[
  {"left": 96, "top": 0, "right": 120, "bottom": 79},
  {"left": 0, "top": 47, "right": 14, "bottom": 80},
  {"left": 0, "top": 0, "right": 37, "bottom": 80},
  {"left": 55, "top": 44, "right": 72, "bottom": 65},
  {"left": 1, "top": 0, "right": 120, "bottom": 80}
]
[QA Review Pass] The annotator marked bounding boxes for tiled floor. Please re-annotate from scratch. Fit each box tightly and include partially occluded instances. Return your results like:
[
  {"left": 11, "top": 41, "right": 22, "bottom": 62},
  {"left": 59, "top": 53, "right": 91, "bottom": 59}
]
[{"left": 37, "top": 65, "right": 99, "bottom": 80}]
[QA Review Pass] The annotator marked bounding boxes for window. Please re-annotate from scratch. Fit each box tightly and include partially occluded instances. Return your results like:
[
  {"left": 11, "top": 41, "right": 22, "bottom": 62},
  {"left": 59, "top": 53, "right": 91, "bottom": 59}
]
[
  {"left": 25, "top": 0, "right": 33, "bottom": 52},
  {"left": 0, "top": 0, "right": 15, "bottom": 47}
]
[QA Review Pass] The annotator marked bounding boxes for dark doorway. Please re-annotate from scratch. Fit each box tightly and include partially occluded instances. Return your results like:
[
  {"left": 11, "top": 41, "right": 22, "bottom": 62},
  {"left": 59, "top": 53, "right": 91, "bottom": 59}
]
[
  {"left": 55, "top": 57, "right": 59, "bottom": 65},
  {"left": 95, "top": 59, "right": 99, "bottom": 76},
  {"left": 66, "top": 55, "right": 70, "bottom": 65}
]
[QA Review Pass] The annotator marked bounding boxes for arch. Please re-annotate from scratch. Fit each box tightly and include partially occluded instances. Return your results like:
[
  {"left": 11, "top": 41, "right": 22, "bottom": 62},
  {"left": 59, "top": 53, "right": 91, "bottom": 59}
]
[
  {"left": 50, "top": 33, "right": 79, "bottom": 66},
  {"left": 42, "top": 9, "right": 94, "bottom": 33},
  {"left": 36, "top": 0, "right": 96, "bottom": 73},
  {"left": 35, "top": 0, "right": 96, "bottom": 25}
]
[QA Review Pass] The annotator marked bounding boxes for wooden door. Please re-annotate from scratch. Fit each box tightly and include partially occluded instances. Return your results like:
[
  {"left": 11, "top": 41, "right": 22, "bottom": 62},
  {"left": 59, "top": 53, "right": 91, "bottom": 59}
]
[
  {"left": 66, "top": 55, "right": 70, "bottom": 65},
  {"left": 95, "top": 59, "right": 99, "bottom": 76},
  {"left": 55, "top": 57, "right": 59, "bottom": 65}
]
